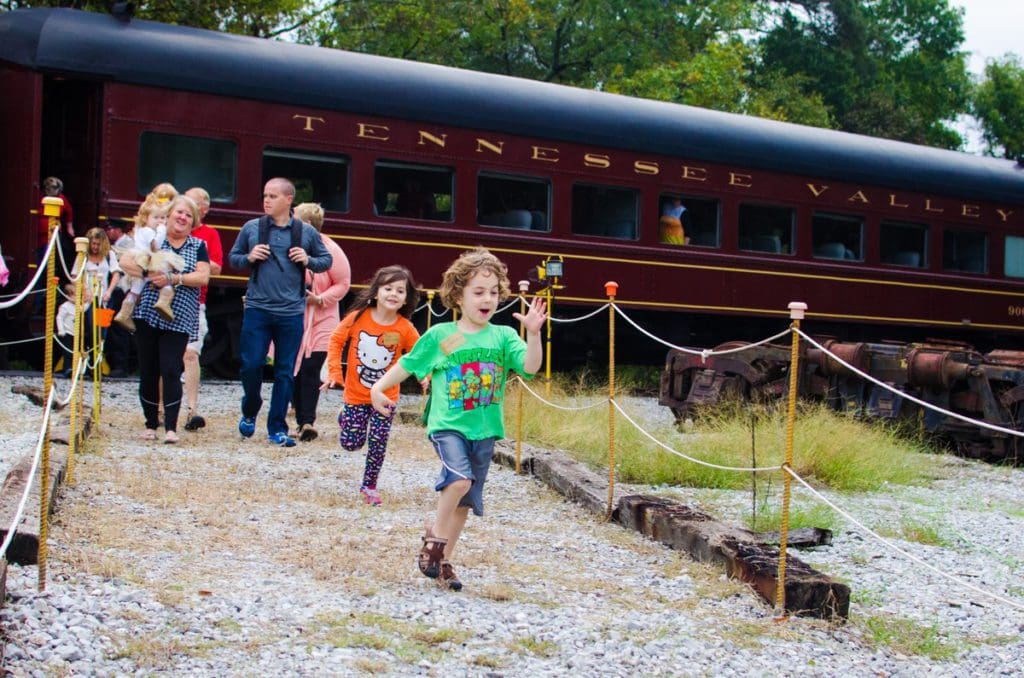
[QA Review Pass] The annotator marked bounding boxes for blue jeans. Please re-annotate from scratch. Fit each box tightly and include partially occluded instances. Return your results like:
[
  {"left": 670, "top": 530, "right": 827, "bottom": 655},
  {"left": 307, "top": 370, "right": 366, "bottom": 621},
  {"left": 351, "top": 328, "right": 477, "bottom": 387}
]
[{"left": 239, "top": 307, "right": 304, "bottom": 436}]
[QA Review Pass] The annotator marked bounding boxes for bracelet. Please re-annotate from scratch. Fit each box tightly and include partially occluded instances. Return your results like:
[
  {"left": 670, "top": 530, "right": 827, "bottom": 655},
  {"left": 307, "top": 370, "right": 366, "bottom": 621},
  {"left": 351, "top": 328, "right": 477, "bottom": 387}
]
[{"left": 177, "top": 273, "right": 184, "bottom": 287}]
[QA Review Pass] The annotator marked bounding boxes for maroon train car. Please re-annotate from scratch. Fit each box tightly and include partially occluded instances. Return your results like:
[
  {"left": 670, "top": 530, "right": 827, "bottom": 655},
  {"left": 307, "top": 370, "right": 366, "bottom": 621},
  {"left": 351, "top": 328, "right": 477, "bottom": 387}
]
[{"left": 2, "top": 8, "right": 1023, "bottom": 372}]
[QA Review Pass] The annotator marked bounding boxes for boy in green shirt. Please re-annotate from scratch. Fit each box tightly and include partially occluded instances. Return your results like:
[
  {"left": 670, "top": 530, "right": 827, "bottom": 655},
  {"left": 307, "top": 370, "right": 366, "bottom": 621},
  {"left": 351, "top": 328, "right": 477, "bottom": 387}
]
[{"left": 370, "top": 248, "right": 546, "bottom": 590}]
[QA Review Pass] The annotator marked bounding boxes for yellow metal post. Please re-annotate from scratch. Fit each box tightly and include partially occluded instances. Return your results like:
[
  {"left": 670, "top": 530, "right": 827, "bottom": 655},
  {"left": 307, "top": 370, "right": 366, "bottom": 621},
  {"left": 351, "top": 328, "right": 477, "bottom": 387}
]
[
  {"left": 775, "top": 301, "right": 807, "bottom": 618},
  {"left": 38, "top": 196, "right": 63, "bottom": 592},
  {"left": 515, "top": 280, "right": 529, "bottom": 473},
  {"left": 605, "top": 281, "right": 619, "bottom": 518},
  {"left": 91, "top": 278, "right": 101, "bottom": 424},
  {"left": 518, "top": 280, "right": 529, "bottom": 340},
  {"left": 67, "top": 237, "right": 88, "bottom": 485},
  {"left": 545, "top": 285, "right": 552, "bottom": 397},
  {"left": 426, "top": 289, "right": 435, "bottom": 331}
]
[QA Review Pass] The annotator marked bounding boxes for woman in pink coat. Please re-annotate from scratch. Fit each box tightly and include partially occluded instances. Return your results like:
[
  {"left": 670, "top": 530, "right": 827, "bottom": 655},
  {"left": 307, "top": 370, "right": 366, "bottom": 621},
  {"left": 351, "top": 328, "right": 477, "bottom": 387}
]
[{"left": 291, "top": 203, "right": 351, "bottom": 441}]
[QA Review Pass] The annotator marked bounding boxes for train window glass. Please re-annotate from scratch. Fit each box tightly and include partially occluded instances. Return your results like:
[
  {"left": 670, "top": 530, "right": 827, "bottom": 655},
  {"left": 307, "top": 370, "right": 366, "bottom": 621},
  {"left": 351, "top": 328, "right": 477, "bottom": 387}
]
[
  {"left": 138, "top": 132, "right": 236, "bottom": 203},
  {"left": 880, "top": 220, "right": 928, "bottom": 268},
  {"left": 262, "top": 148, "right": 349, "bottom": 212},
  {"left": 572, "top": 184, "right": 638, "bottom": 239},
  {"left": 738, "top": 204, "right": 793, "bottom": 254},
  {"left": 812, "top": 212, "right": 862, "bottom": 260},
  {"left": 658, "top": 194, "right": 719, "bottom": 247},
  {"left": 943, "top": 228, "right": 987, "bottom": 273},
  {"left": 373, "top": 160, "right": 454, "bottom": 222},
  {"left": 477, "top": 172, "right": 551, "bottom": 232},
  {"left": 1006, "top": 236, "right": 1024, "bottom": 278}
]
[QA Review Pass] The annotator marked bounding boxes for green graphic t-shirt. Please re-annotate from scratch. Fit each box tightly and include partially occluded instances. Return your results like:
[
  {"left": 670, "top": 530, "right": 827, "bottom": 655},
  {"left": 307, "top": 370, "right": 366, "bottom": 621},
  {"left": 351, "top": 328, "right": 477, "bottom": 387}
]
[{"left": 399, "top": 322, "right": 532, "bottom": 438}]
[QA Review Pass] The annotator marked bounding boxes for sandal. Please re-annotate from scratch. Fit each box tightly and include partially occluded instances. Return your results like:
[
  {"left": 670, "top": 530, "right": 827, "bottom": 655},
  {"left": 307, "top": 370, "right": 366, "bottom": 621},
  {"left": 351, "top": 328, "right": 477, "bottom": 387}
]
[
  {"left": 164, "top": 430, "right": 179, "bottom": 444},
  {"left": 183, "top": 412, "right": 206, "bottom": 432},
  {"left": 439, "top": 560, "right": 462, "bottom": 591},
  {"left": 140, "top": 429, "right": 157, "bottom": 441},
  {"left": 417, "top": 535, "right": 447, "bottom": 579},
  {"left": 299, "top": 424, "right": 318, "bottom": 442}
]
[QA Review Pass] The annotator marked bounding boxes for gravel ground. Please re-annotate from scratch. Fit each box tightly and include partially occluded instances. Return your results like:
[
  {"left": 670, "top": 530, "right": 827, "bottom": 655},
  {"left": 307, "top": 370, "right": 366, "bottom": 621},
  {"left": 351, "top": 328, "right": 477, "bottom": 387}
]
[{"left": 1, "top": 374, "right": 1023, "bottom": 676}]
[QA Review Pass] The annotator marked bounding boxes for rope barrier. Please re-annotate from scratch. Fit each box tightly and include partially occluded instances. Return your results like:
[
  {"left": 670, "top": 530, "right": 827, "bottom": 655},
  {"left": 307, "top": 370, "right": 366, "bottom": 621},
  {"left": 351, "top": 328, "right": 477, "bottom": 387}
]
[
  {"left": 783, "top": 465, "right": 1024, "bottom": 613},
  {"left": 0, "top": 230, "right": 59, "bottom": 310},
  {"left": 0, "top": 336, "right": 46, "bottom": 347},
  {"left": 612, "top": 304, "right": 791, "bottom": 357},
  {"left": 610, "top": 399, "right": 784, "bottom": 472},
  {"left": 796, "top": 329, "right": 1024, "bottom": 440},
  {"left": 0, "top": 388, "right": 54, "bottom": 560},
  {"left": 548, "top": 303, "right": 611, "bottom": 324},
  {"left": 0, "top": 288, "right": 45, "bottom": 301},
  {"left": 512, "top": 375, "right": 606, "bottom": 412}
]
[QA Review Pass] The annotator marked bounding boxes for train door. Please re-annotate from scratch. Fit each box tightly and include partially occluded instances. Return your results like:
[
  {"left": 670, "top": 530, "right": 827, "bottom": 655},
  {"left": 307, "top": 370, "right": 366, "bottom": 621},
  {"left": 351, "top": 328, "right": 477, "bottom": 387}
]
[
  {"left": 0, "top": 65, "right": 42, "bottom": 282},
  {"left": 40, "top": 77, "right": 104, "bottom": 236}
]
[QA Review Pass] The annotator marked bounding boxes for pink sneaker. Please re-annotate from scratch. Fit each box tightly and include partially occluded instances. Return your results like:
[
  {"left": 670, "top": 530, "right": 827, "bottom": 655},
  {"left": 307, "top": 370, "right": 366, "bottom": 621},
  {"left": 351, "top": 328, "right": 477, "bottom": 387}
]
[{"left": 360, "top": 487, "right": 382, "bottom": 506}]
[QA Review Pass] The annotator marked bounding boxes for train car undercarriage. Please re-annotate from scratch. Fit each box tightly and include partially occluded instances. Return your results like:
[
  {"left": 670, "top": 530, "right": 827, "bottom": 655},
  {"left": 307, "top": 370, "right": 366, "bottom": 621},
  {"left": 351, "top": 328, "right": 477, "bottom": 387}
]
[{"left": 659, "top": 338, "right": 1024, "bottom": 464}]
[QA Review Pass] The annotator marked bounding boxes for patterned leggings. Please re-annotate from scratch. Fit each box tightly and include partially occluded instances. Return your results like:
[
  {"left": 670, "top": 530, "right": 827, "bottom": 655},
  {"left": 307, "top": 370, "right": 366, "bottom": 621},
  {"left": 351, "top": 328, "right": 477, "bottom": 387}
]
[{"left": 338, "top": 403, "right": 394, "bottom": 490}]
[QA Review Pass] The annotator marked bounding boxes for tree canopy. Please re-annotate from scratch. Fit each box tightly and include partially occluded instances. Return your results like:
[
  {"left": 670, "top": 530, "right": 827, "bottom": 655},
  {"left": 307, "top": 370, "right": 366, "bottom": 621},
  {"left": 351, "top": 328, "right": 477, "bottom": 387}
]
[{"left": 2, "top": 0, "right": 1018, "bottom": 154}]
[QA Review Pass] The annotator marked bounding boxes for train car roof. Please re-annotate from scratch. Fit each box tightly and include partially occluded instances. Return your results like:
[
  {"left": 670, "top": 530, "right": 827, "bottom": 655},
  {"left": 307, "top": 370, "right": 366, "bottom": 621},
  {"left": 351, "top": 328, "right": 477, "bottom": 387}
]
[{"left": 3, "top": 7, "right": 1023, "bottom": 204}]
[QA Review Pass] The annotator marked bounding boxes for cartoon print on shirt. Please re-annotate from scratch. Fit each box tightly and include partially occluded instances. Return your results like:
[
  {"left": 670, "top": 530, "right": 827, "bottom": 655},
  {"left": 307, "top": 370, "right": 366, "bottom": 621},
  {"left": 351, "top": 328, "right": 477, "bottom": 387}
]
[
  {"left": 445, "top": 360, "right": 500, "bottom": 411},
  {"left": 356, "top": 330, "right": 395, "bottom": 388}
]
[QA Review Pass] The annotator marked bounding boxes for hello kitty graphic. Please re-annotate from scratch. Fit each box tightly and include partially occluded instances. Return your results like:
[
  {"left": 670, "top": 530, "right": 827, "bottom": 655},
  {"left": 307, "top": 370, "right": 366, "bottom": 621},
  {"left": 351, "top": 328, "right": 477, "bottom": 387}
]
[{"left": 356, "top": 331, "right": 395, "bottom": 388}]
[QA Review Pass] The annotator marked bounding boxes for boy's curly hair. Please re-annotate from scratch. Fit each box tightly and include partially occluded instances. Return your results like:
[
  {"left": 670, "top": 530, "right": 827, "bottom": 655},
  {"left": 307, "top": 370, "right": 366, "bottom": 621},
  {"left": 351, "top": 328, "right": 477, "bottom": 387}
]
[{"left": 438, "top": 247, "right": 511, "bottom": 310}]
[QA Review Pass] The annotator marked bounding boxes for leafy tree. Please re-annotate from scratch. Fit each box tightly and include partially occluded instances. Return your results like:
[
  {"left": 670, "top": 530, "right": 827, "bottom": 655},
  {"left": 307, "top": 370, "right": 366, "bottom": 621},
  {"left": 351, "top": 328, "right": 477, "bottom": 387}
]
[
  {"left": 759, "top": 0, "right": 971, "bottom": 148},
  {"left": 972, "top": 55, "right": 1024, "bottom": 160}
]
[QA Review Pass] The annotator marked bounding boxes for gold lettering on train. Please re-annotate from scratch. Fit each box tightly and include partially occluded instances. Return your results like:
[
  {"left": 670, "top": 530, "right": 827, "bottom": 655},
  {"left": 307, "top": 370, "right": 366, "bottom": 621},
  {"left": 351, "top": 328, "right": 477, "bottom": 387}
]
[
  {"left": 729, "top": 172, "right": 752, "bottom": 188},
  {"left": 997, "top": 209, "right": 1015, "bottom": 222},
  {"left": 681, "top": 166, "right": 707, "bottom": 182},
  {"left": 924, "top": 199, "right": 944, "bottom": 213},
  {"left": 806, "top": 183, "right": 829, "bottom": 197},
  {"left": 888, "top": 194, "right": 909, "bottom": 208},
  {"left": 476, "top": 138, "right": 504, "bottom": 155},
  {"left": 633, "top": 160, "right": 659, "bottom": 175},
  {"left": 962, "top": 204, "right": 981, "bottom": 218},
  {"left": 583, "top": 153, "right": 611, "bottom": 169},
  {"left": 532, "top": 146, "right": 560, "bottom": 163},
  {"left": 847, "top": 190, "right": 869, "bottom": 204},
  {"left": 357, "top": 122, "right": 390, "bottom": 141},
  {"left": 417, "top": 130, "right": 447, "bottom": 148},
  {"left": 293, "top": 115, "right": 325, "bottom": 132}
]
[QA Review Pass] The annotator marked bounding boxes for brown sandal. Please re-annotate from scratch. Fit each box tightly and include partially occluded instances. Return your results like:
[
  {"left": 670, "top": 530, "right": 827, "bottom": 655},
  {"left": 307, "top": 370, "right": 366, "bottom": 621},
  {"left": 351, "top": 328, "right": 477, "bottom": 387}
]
[
  {"left": 418, "top": 535, "right": 447, "bottom": 579},
  {"left": 439, "top": 560, "right": 462, "bottom": 591}
]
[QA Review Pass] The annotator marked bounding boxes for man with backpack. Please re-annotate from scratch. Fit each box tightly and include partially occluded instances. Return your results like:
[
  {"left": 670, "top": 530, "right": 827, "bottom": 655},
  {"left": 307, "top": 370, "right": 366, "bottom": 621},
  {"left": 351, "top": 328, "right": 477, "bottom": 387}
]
[{"left": 229, "top": 177, "right": 333, "bottom": 447}]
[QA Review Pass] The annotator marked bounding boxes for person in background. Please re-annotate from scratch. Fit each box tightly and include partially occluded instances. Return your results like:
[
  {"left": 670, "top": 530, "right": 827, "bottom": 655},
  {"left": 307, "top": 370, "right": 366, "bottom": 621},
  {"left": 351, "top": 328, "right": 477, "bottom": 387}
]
[
  {"left": 181, "top": 187, "right": 224, "bottom": 431},
  {"left": 370, "top": 248, "right": 546, "bottom": 591},
  {"left": 76, "top": 227, "right": 122, "bottom": 355},
  {"left": 290, "top": 202, "right": 351, "bottom": 442},
  {"left": 102, "top": 218, "right": 135, "bottom": 378},
  {"left": 324, "top": 265, "right": 419, "bottom": 505},
  {"left": 658, "top": 196, "right": 687, "bottom": 245},
  {"left": 229, "top": 178, "right": 332, "bottom": 448},
  {"left": 119, "top": 195, "right": 210, "bottom": 444},
  {"left": 35, "top": 176, "right": 75, "bottom": 311},
  {"left": 55, "top": 283, "right": 77, "bottom": 378}
]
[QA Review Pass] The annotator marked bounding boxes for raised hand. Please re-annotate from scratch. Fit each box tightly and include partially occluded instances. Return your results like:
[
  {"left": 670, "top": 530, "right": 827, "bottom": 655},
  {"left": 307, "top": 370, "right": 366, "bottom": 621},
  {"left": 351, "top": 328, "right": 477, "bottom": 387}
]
[{"left": 512, "top": 295, "right": 547, "bottom": 335}]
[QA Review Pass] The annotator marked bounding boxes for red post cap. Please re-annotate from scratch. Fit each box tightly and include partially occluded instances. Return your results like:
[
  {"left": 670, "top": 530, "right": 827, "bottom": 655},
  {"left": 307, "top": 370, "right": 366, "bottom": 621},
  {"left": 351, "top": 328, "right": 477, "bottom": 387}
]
[{"left": 604, "top": 281, "right": 618, "bottom": 297}]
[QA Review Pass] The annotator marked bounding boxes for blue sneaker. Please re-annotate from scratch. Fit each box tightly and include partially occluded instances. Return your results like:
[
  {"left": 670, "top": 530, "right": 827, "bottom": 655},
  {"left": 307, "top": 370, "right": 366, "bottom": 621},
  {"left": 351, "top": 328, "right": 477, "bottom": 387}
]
[
  {"left": 268, "top": 431, "right": 296, "bottom": 447},
  {"left": 238, "top": 416, "right": 256, "bottom": 438}
]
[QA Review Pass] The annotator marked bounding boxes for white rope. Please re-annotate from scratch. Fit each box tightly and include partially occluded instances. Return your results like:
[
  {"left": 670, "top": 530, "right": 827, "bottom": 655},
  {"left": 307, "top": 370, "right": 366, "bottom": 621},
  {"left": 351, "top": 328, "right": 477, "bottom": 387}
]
[
  {"left": 796, "top": 329, "right": 1024, "bottom": 440},
  {"left": 549, "top": 303, "right": 611, "bottom": 324},
  {"left": 53, "top": 232, "right": 84, "bottom": 282},
  {"left": 610, "top": 399, "right": 783, "bottom": 472},
  {"left": 512, "top": 375, "right": 606, "bottom": 411},
  {"left": 784, "top": 466, "right": 1024, "bottom": 613},
  {"left": 429, "top": 305, "right": 451, "bottom": 318},
  {"left": 54, "top": 358, "right": 90, "bottom": 406},
  {"left": 494, "top": 295, "right": 523, "bottom": 315},
  {"left": 0, "top": 288, "right": 45, "bottom": 301},
  {"left": 612, "top": 304, "right": 790, "bottom": 357},
  {"left": 0, "top": 336, "right": 45, "bottom": 347},
  {"left": 0, "top": 230, "right": 59, "bottom": 310},
  {"left": 0, "top": 388, "right": 55, "bottom": 560}
]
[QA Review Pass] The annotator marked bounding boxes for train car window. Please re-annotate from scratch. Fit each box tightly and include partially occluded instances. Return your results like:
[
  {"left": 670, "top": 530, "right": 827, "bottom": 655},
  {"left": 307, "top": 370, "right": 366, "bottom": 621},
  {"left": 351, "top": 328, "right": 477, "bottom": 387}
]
[
  {"left": 738, "top": 204, "right": 793, "bottom": 254},
  {"left": 658, "top": 193, "right": 719, "bottom": 247},
  {"left": 477, "top": 172, "right": 551, "bottom": 232},
  {"left": 138, "top": 132, "right": 236, "bottom": 203},
  {"left": 373, "top": 160, "right": 454, "bottom": 222},
  {"left": 1006, "top": 236, "right": 1024, "bottom": 278},
  {"left": 812, "top": 212, "right": 863, "bottom": 261},
  {"left": 262, "top": 149, "right": 349, "bottom": 212},
  {"left": 943, "top": 228, "right": 987, "bottom": 273},
  {"left": 572, "top": 183, "right": 638, "bottom": 239},
  {"left": 880, "top": 220, "right": 928, "bottom": 268}
]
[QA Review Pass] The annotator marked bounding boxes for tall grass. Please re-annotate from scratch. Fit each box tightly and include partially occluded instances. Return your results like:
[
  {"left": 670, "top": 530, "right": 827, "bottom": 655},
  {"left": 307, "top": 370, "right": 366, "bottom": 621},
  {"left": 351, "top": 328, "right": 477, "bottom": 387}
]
[{"left": 505, "top": 378, "right": 933, "bottom": 492}]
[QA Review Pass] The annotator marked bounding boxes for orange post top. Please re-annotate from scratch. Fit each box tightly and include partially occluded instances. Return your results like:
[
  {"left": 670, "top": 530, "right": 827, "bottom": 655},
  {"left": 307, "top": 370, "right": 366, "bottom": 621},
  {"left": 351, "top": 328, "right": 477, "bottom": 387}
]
[{"left": 604, "top": 281, "right": 618, "bottom": 297}]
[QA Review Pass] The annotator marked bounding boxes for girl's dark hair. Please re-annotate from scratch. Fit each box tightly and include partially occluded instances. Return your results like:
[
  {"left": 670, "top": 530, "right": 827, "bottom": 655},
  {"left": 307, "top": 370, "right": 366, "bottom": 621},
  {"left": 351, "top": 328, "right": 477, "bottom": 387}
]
[{"left": 350, "top": 265, "right": 421, "bottom": 323}]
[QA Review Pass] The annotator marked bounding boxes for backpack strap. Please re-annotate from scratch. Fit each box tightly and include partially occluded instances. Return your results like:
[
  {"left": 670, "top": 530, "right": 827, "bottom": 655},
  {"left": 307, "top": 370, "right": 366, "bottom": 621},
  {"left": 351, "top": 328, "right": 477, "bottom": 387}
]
[{"left": 291, "top": 217, "right": 307, "bottom": 296}]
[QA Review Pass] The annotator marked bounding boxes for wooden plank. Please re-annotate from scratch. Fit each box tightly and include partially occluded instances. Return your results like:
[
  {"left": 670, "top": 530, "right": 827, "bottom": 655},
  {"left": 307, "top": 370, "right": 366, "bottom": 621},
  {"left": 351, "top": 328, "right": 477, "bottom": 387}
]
[{"left": 0, "top": 445, "right": 69, "bottom": 566}]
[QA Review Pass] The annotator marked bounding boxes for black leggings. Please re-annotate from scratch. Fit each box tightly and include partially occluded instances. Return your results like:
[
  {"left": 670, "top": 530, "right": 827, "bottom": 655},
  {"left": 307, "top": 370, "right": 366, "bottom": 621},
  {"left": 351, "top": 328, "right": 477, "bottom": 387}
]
[
  {"left": 292, "top": 350, "right": 327, "bottom": 426},
  {"left": 135, "top": 320, "right": 189, "bottom": 432}
]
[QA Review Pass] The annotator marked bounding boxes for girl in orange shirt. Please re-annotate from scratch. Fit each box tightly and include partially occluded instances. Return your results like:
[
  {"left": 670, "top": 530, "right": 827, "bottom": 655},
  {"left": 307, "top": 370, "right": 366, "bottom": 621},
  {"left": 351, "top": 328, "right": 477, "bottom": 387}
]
[{"left": 324, "top": 265, "right": 421, "bottom": 505}]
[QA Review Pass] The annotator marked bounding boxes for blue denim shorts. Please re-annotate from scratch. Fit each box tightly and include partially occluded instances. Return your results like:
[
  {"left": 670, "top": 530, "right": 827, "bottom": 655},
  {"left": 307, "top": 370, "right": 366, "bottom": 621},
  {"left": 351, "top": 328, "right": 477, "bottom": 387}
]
[{"left": 427, "top": 430, "right": 496, "bottom": 517}]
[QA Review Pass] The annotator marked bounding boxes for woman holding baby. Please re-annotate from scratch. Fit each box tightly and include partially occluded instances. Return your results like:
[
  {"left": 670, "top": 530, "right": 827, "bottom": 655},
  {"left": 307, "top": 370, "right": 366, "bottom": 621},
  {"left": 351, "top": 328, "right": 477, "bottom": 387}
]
[{"left": 119, "top": 194, "right": 210, "bottom": 443}]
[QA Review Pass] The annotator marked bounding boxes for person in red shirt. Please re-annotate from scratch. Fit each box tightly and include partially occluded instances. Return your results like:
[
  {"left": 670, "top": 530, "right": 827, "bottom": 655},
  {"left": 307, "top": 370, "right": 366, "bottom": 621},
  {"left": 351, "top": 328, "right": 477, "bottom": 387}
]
[{"left": 181, "top": 187, "right": 223, "bottom": 431}]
